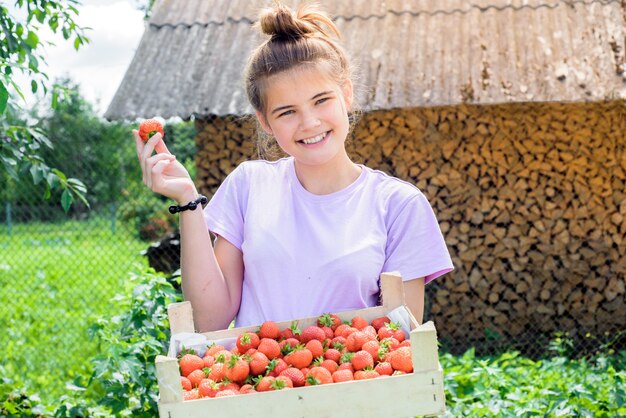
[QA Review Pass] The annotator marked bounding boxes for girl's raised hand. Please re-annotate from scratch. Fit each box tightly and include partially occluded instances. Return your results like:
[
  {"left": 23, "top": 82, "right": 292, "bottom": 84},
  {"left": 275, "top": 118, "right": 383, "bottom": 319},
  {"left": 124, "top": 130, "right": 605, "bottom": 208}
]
[{"left": 133, "top": 129, "right": 197, "bottom": 203}]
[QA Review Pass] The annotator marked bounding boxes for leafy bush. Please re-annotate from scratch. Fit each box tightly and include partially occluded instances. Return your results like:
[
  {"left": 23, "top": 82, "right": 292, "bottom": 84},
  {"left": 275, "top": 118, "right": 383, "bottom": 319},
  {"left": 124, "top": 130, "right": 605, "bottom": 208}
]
[
  {"left": 441, "top": 347, "right": 626, "bottom": 417},
  {"left": 0, "top": 373, "right": 52, "bottom": 417},
  {"left": 85, "top": 269, "right": 181, "bottom": 416}
]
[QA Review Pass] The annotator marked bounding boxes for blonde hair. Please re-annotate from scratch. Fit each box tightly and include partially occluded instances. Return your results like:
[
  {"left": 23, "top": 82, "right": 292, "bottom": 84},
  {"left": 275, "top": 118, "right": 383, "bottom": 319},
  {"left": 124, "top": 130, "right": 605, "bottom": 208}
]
[{"left": 244, "top": 1, "right": 353, "bottom": 116}]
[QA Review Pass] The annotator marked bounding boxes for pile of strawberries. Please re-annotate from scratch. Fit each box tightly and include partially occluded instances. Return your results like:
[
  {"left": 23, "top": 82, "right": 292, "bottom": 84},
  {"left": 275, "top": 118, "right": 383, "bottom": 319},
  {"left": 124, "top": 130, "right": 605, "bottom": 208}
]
[{"left": 177, "top": 313, "right": 413, "bottom": 400}]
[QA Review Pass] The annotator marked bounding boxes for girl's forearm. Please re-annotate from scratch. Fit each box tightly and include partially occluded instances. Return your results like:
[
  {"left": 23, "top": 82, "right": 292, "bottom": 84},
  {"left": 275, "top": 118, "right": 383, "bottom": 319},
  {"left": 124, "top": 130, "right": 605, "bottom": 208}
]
[{"left": 178, "top": 209, "right": 238, "bottom": 331}]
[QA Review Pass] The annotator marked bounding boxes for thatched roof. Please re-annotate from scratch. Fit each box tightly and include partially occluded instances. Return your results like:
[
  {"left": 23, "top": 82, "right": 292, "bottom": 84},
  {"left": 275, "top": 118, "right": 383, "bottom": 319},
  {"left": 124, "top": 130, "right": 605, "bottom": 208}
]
[{"left": 105, "top": 0, "right": 626, "bottom": 121}]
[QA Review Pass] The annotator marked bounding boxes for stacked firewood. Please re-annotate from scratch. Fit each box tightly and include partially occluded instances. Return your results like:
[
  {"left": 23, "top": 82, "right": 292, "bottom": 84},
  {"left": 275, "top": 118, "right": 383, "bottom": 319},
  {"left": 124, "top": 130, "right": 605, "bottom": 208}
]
[{"left": 194, "top": 101, "right": 626, "bottom": 350}]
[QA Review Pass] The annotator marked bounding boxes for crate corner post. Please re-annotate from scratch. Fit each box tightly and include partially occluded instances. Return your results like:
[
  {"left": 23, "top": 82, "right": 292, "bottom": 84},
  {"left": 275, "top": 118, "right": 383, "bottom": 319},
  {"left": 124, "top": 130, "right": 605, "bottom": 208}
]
[
  {"left": 380, "top": 271, "right": 405, "bottom": 309},
  {"left": 155, "top": 355, "right": 183, "bottom": 405},
  {"left": 168, "top": 301, "right": 195, "bottom": 334},
  {"left": 411, "top": 321, "right": 446, "bottom": 415}
]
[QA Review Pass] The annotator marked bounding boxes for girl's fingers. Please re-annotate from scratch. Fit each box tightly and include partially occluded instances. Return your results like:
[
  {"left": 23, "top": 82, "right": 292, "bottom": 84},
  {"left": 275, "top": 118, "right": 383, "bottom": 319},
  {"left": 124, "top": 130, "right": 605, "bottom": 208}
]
[
  {"left": 154, "top": 135, "right": 171, "bottom": 155},
  {"left": 150, "top": 159, "right": 171, "bottom": 190},
  {"left": 145, "top": 153, "right": 176, "bottom": 190},
  {"left": 133, "top": 130, "right": 144, "bottom": 160}
]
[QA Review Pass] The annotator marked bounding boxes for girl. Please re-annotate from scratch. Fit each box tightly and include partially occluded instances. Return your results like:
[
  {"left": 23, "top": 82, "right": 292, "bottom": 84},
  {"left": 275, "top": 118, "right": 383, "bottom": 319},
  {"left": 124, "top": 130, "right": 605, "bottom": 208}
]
[{"left": 134, "top": 1, "right": 453, "bottom": 333}]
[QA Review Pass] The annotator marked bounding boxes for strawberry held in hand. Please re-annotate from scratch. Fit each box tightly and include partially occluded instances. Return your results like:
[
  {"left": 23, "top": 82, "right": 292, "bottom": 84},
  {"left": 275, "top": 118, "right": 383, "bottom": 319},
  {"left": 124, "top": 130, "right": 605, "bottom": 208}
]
[{"left": 138, "top": 118, "right": 164, "bottom": 142}]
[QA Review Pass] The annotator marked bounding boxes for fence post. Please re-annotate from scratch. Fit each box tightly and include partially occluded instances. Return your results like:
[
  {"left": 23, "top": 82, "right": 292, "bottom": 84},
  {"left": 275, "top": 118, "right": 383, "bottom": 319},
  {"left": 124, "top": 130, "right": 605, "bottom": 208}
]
[
  {"left": 110, "top": 202, "right": 116, "bottom": 235},
  {"left": 5, "top": 202, "right": 11, "bottom": 236}
]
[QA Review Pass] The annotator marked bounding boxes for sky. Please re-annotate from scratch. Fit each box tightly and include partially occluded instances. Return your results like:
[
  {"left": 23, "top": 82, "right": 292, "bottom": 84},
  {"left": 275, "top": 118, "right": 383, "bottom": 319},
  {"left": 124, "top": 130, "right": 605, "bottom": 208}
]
[{"left": 16, "top": 0, "right": 145, "bottom": 116}]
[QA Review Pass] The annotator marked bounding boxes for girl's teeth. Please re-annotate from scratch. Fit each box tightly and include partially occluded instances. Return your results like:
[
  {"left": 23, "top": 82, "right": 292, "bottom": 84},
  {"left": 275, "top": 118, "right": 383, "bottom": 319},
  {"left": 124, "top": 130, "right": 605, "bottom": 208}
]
[{"left": 301, "top": 132, "right": 326, "bottom": 144}]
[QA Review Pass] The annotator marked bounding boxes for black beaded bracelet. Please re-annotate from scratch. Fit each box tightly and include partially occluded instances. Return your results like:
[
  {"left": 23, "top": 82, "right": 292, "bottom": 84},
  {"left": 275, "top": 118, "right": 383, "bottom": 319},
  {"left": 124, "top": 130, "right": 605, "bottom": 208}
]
[{"left": 169, "top": 195, "right": 208, "bottom": 214}]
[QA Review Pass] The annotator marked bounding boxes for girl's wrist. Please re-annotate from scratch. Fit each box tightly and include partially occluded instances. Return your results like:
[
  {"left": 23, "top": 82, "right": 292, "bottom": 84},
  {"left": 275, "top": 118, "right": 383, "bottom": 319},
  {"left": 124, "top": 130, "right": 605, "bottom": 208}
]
[{"left": 176, "top": 186, "right": 200, "bottom": 205}]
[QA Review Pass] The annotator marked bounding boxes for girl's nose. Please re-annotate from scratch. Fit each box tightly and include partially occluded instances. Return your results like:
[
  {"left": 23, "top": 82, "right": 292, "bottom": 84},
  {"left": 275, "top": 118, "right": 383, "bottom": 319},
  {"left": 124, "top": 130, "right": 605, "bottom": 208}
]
[{"left": 301, "top": 111, "right": 321, "bottom": 130}]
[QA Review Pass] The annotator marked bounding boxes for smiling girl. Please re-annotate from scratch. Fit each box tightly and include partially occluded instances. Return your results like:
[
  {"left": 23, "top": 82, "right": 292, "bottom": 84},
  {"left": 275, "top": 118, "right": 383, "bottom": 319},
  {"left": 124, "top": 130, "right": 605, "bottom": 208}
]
[{"left": 134, "top": 1, "right": 453, "bottom": 332}]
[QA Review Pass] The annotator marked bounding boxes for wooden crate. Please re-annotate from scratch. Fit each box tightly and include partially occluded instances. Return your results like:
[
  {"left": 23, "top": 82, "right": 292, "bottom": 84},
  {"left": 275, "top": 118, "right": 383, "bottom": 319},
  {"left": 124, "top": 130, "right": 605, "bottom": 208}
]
[{"left": 155, "top": 272, "right": 446, "bottom": 417}]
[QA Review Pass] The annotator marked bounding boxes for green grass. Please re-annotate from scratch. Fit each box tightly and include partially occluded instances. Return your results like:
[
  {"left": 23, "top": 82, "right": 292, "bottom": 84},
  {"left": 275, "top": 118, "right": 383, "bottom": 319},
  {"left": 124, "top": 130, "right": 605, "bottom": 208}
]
[{"left": 0, "top": 217, "right": 148, "bottom": 404}]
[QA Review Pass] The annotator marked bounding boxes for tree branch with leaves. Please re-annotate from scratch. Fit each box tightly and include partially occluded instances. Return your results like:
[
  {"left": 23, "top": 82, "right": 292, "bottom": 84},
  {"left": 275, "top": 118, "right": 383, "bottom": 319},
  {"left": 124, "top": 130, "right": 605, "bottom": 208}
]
[{"left": 1, "top": 0, "right": 90, "bottom": 212}]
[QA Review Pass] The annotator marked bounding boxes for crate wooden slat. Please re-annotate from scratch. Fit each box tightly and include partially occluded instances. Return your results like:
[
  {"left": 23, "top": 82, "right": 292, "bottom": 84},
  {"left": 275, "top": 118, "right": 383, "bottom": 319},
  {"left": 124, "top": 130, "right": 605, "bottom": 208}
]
[{"left": 156, "top": 272, "right": 446, "bottom": 417}]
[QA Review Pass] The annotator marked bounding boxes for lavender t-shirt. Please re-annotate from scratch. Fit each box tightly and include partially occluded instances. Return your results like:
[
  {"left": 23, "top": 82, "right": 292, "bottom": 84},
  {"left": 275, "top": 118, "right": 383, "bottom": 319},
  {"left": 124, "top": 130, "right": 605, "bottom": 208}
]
[{"left": 204, "top": 157, "right": 453, "bottom": 327}]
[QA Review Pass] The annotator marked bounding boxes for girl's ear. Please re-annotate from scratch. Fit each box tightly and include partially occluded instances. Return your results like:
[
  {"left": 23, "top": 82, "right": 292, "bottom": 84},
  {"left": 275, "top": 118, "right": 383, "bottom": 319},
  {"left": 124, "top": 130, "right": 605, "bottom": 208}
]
[
  {"left": 342, "top": 79, "right": 354, "bottom": 111},
  {"left": 255, "top": 111, "right": 273, "bottom": 135}
]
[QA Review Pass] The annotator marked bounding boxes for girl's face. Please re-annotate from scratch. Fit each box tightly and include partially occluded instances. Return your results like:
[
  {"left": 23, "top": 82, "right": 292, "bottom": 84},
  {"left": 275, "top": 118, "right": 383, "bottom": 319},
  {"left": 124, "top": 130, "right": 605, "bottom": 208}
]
[{"left": 256, "top": 66, "right": 353, "bottom": 169}]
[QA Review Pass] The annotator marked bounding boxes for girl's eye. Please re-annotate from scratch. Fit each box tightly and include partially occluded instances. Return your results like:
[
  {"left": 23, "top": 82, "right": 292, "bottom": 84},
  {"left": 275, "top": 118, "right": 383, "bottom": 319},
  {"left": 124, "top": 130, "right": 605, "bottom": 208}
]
[
  {"left": 278, "top": 110, "right": 294, "bottom": 117},
  {"left": 316, "top": 97, "right": 330, "bottom": 105}
]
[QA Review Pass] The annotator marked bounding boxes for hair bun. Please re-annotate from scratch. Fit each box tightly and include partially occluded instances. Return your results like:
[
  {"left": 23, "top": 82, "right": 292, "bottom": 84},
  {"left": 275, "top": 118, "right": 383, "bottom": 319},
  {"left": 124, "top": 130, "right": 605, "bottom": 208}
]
[{"left": 258, "top": 1, "right": 337, "bottom": 40}]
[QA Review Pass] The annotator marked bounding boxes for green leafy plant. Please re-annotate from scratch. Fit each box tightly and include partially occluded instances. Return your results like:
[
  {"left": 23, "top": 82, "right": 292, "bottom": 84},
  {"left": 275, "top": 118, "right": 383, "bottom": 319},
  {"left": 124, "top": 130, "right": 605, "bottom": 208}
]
[
  {"left": 440, "top": 347, "right": 626, "bottom": 417},
  {"left": 86, "top": 269, "right": 181, "bottom": 416},
  {"left": 0, "top": 372, "right": 52, "bottom": 417}
]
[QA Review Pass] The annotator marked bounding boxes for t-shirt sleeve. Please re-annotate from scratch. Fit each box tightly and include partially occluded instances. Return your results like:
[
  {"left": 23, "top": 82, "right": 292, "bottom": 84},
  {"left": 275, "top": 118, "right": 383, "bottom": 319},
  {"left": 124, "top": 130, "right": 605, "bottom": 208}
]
[
  {"left": 203, "top": 164, "right": 248, "bottom": 250},
  {"left": 382, "top": 192, "right": 453, "bottom": 285}
]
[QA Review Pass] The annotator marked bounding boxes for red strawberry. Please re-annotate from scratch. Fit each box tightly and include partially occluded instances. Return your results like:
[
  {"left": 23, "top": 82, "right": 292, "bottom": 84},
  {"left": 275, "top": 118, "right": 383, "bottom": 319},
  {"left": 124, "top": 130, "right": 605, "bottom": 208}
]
[
  {"left": 197, "top": 378, "right": 220, "bottom": 398},
  {"left": 339, "top": 326, "right": 359, "bottom": 338},
  {"left": 300, "top": 326, "right": 326, "bottom": 343},
  {"left": 374, "top": 361, "right": 393, "bottom": 376},
  {"left": 138, "top": 118, "right": 164, "bottom": 142},
  {"left": 179, "top": 354, "right": 204, "bottom": 377},
  {"left": 305, "top": 339, "right": 324, "bottom": 358},
  {"left": 334, "top": 324, "right": 351, "bottom": 338},
  {"left": 255, "top": 376, "right": 276, "bottom": 392},
  {"left": 215, "top": 389, "right": 238, "bottom": 397},
  {"left": 180, "top": 376, "right": 192, "bottom": 391},
  {"left": 379, "top": 337, "right": 401, "bottom": 352},
  {"left": 362, "top": 340, "right": 381, "bottom": 362},
  {"left": 284, "top": 347, "right": 313, "bottom": 369},
  {"left": 317, "top": 313, "right": 342, "bottom": 330},
  {"left": 205, "top": 344, "right": 225, "bottom": 357},
  {"left": 273, "top": 375, "right": 293, "bottom": 390},
  {"left": 350, "top": 316, "right": 369, "bottom": 330},
  {"left": 268, "top": 358, "right": 289, "bottom": 377},
  {"left": 346, "top": 331, "right": 375, "bottom": 352},
  {"left": 257, "top": 338, "right": 281, "bottom": 360},
  {"left": 259, "top": 321, "right": 280, "bottom": 339},
  {"left": 221, "top": 382, "right": 241, "bottom": 392},
  {"left": 212, "top": 349, "right": 233, "bottom": 364},
  {"left": 225, "top": 355, "right": 250, "bottom": 383},
  {"left": 319, "top": 359, "right": 339, "bottom": 373},
  {"left": 338, "top": 362, "right": 354, "bottom": 372},
  {"left": 305, "top": 366, "right": 333, "bottom": 385},
  {"left": 321, "top": 326, "right": 334, "bottom": 339},
  {"left": 207, "top": 362, "right": 225, "bottom": 382},
  {"left": 351, "top": 350, "right": 374, "bottom": 371},
  {"left": 248, "top": 351, "right": 270, "bottom": 376},
  {"left": 237, "top": 332, "right": 260, "bottom": 353},
  {"left": 332, "top": 368, "right": 354, "bottom": 383},
  {"left": 371, "top": 316, "right": 392, "bottom": 331},
  {"left": 354, "top": 369, "right": 380, "bottom": 380},
  {"left": 280, "top": 338, "right": 301, "bottom": 354},
  {"left": 182, "top": 389, "right": 199, "bottom": 400},
  {"left": 202, "top": 354, "right": 215, "bottom": 369},
  {"left": 279, "top": 367, "right": 305, "bottom": 387},
  {"left": 239, "top": 384, "right": 256, "bottom": 394},
  {"left": 187, "top": 368, "right": 207, "bottom": 388},
  {"left": 280, "top": 321, "right": 302, "bottom": 340},
  {"left": 324, "top": 348, "right": 342, "bottom": 363},
  {"left": 362, "top": 325, "right": 377, "bottom": 339},
  {"left": 390, "top": 346, "right": 413, "bottom": 373},
  {"left": 331, "top": 336, "right": 346, "bottom": 349},
  {"left": 378, "top": 322, "right": 406, "bottom": 342}
]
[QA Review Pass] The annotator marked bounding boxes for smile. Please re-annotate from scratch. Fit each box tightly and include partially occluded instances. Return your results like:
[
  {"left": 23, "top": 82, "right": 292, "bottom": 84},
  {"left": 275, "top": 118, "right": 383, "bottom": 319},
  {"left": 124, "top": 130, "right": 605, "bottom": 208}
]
[{"left": 298, "top": 131, "right": 329, "bottom": 145}]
